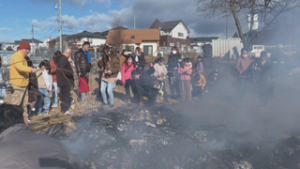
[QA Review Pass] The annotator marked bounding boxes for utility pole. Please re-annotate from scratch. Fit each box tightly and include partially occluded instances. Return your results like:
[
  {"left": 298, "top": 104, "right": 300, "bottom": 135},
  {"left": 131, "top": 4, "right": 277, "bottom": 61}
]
[
  {"left": 59, "top": 0, "right": 62, "bottom": 52},
  {"left": 226, "top": 11, "right": 228, "bottom": 39},
  {"left": 134, "top": 15, "right": 136, "bottom": 29},
  {"left": 32, "top": 25, "right": 34, "bottom": 55}
]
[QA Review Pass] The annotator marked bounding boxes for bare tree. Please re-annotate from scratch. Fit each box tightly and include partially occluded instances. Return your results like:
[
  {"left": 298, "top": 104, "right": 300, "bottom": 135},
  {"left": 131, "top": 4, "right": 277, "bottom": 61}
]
[
  {"left": 196, "top": 0, "right": 300, "bottom": 50},
  {"left": 109, "top": 16, "right": 125, "bottom": 53},
  {"left": 112, "top": 15, "right": 123, "bottom": 28}
]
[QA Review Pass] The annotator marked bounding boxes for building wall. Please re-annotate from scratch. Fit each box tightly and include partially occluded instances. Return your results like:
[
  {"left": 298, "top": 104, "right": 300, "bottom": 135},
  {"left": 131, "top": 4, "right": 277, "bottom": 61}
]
[
  {"left": 212, "top": 38, "right": 244, "bottom": 59},
  {"left": 122, "top": 41, "right": 159, "bottom": 56},
  {"left": 171, "top": 22, "right": 189, "bottom": 39},
  {"left": 92, "top": 38, "right": 106, "bottom": 46},
  {"left": 160, "top": 36, "right": 190, "bottom": 51}
]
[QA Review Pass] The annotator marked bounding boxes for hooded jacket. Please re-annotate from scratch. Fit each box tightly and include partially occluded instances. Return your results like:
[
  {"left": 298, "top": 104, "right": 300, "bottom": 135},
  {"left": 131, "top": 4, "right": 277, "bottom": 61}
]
[
  {"left": 0, "top": 124, "right": 83, "bottom": 169},
  {"left": 55, "top": 55, "right": 74, "bottom": 87}
]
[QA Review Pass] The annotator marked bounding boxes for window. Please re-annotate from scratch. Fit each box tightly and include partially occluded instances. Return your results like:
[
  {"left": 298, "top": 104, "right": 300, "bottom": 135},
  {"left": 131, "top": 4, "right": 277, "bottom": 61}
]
[
  {"left": 177, "top": 42, "right": 180, "bottom": 47},
  {"left": 143, "top": 46, "right": 153, "bottom": 56},
  {"left": 126, "top": 46, "right": 134, "bottom": 52},
  {"left": 169, "top": 43, "right": 175, "bottom": 47},
  {"left": 178, "top": 33, "right": 184, "bottom": 37},
  {"left": 131, "top": 35, "right": 135, "bottom": 39}
]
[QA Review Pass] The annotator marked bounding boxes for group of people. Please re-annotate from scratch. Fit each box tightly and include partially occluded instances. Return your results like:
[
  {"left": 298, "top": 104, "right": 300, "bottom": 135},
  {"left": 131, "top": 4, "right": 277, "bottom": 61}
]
[
  {"left": 0, "top": 42, "right": 210, "bottom": 123},
  {"left": 115, "top": 46, "right": 207, "bottom": 106},
  {"left": 235, "top": 45, "right": 290, "bottom": 108}
]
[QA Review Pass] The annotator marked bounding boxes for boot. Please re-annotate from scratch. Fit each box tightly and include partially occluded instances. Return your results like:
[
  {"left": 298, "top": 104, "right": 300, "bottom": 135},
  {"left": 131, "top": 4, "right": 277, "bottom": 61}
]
[{"left": 27, "top": 105, "right": 32, "bottom": 120}]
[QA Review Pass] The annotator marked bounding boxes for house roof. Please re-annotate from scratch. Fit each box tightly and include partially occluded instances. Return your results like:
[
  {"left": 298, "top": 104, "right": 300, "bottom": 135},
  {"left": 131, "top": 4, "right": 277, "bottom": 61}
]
[
  {"left": 149, "top": 19, "right": 190, "bottom": 33},
  {"left": 190, "top": 37, "right": 219, "bottom": 43},
  {"left": 105, "top": 29, "right": 160, "bottom": 45},
  {"left": 68, "top": 31, "right": 106, "bottom": 39},
  {"left": 15, "top": 38, "right": 43, "bottom": 44},
  {"left": 101, "top": 26, "right": 128, "bottom": 35}
]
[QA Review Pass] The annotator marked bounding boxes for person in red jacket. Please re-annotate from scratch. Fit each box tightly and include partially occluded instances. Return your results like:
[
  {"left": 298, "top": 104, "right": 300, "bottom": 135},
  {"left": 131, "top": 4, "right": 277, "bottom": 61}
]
[
  {"left": 121, "top": 54, "right": 137, "bottom": 103},
  {"left": 50, "top": 51, "right": 61, "bottom": 108},
  {"left": 178, "top": 58, "right": 192, "bottom": 101}
]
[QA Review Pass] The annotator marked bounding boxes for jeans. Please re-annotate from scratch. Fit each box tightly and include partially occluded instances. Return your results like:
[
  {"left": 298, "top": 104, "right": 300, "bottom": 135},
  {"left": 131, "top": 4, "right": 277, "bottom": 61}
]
[
  {"left": 238, "top": 78, "right": 248, "bottom": 97},
  {"left": 100, "top": 80, "right": 115, "bottom": 105},
  {"left": 52, "top": 82, "right": 58, "bottom": 106},
  {"left": 36, "top": 88, "right": 51, "bottom": 114}
]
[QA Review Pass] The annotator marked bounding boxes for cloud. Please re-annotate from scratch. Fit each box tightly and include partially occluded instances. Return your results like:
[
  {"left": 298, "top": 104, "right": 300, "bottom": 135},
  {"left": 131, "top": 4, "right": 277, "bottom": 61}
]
[{"left": 0, "top": 27, "right": 13, "bottom": 33}]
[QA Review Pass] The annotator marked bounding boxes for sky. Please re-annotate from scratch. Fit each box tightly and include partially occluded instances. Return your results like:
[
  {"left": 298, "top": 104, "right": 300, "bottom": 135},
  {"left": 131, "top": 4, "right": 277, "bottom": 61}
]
[
  {"left": 0, "top": 0, "right": 298, "bottom": 44},
  {"left": 0, "top": 0, "right": 240, "bottom": 42}
]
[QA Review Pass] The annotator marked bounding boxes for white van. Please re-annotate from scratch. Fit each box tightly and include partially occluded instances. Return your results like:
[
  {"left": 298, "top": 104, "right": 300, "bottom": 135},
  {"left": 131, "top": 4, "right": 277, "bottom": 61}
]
[{"left": 251, "top": 45, "right": 265, "bottom": 58}]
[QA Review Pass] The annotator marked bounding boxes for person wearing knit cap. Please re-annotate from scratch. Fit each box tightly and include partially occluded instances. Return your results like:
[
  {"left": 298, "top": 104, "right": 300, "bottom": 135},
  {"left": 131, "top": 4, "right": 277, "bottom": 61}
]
[{"left": 9, "top": 41, "right": 37, "bottom": 124}]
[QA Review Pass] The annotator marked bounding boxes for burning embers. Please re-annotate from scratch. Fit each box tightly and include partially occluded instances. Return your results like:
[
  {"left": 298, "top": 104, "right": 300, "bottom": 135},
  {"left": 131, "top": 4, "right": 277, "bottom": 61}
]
[{"left": 30, "top": 105, "right": 300, "bottom": 169}]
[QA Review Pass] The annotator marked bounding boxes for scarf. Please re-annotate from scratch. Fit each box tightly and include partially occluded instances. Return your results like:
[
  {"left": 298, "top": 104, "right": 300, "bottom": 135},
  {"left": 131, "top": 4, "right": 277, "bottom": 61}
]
[{"left": 82, "top": 48, "right": 91, "bottom": 64}]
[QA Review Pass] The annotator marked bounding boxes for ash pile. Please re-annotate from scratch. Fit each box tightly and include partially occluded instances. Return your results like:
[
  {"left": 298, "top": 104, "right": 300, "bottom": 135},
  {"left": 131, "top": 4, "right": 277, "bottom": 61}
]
[{"left": 30, "top": 105, "right": 300, "bottom": 169}]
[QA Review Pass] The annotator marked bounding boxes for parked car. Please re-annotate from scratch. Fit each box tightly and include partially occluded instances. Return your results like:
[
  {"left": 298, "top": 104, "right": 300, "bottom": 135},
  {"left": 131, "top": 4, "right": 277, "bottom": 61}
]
[{"left": 250, "top": 45, "right": 265, "bottom": 58}]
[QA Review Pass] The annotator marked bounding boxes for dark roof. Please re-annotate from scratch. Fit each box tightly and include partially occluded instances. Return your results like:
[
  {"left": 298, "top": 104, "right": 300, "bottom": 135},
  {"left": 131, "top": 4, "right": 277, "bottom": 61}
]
[
  {"left": 101, "top": 26, "right": 128, "bottom": 35},
  {"left": 67, "top": 31, "right": 106, "bottom": 39},
  {"left": 14, "top": 38, "right": 43, "bottom": 44},
  {"left": 190, "top": 37, "right": 219, "bottom": 43},
  {"left": 149, "top": 19, "right": 190, "bottom": 33}
]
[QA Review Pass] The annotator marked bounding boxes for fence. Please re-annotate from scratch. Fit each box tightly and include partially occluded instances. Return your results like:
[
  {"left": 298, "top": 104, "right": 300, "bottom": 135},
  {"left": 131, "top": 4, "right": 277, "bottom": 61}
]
[{"left": 211, "top": 38, "right": 244, "bottom": 59}]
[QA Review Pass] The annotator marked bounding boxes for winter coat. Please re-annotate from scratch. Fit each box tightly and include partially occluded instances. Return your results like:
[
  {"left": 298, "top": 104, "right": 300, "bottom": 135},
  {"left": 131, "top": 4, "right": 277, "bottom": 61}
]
[
  {"left": 36, "top": 69, "right": 47, "bottom": 89},
  {"left": 55, "top": 55, "right": 74, "bottom": 87},
  {"left": 120, "top": 54, "right": 127, "bottom": 69},
  {"left": 152, "top": 63, "right": 167, "bottom": 81},
  {"left": 136, "top": 53, "right": 146, "bottom": 67},
  {"left": 135, "top": 68, "right": 155, "bottom": 102},
  {"left": 0, "top": 124, "right": 83, "bottom": 169},
  {"left": 74, "top": 48, "right": 91, "bottom": 74},
  {"left": 26, "top": 57, "right": 39, "bottom": 103},
  {"left": 196, "top": 62, "right": 204, "bottom": 74},
  {"left": 193, "top": 73, "right": 206, "bottom": 87},
  {"left": 9, "top": 50, "right": 32, "bottom": 87},
  {"left": 235, "top": 57, "right": 252, "bottom": 78},
  {"left": 167, "top": 54, "right": 181, "bottom": 71},
  {"left": 178, "top": 66, "right": 192, "bottom": 81},
  {"left": 98, "top": 52, "right": 120, "bottom": 80},
  {"left": 121, "top": 62, "right": 136, "bottom": 84},
  {"left": 50, "top": 59, "right": 57, "bottom": 82}
]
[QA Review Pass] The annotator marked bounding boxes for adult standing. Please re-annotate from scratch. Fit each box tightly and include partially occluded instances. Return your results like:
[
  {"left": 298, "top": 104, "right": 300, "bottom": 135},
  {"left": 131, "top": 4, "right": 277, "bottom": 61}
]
[
  {"left": 97, "top": 45, "right": 110, "bottom": 93},
  {"left": 55, "top": 48, "right": 75, "bottom": 114},
  {"left": 121, "top": 54, "right": 137, "bottom": 103},
  {"left": 167, "top": 47, "right": 181, "bottom": 99},
  {"left": 74, "top": 41, "right": 94, "bottom": 103},
  {"left": 9, "top": 41, "right": 37, "bottom": 124},
  {"left": 134, "top": 47, "right": 146, "bottom": 70},
  {"left": 50, "top": 51, "right": 61, "bottom": 108},
  {"left": 119, "top": 49, "right": 127, "bottom": 69},
  {"left": 235, "top": 48, "right": 252, "bottom": 98},
  {"left": 98, "top": 47, "right": 120, "bottom": 108}
]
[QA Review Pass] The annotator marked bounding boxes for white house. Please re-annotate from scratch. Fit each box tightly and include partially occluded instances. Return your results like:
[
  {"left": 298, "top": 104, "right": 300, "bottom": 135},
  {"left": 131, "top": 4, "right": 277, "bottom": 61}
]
[
  {"left": 150, "top": 19, "right": 190, "bottom": 51},
  {"left": 67, "top": 31, "right": 106, "bottom": 48}
]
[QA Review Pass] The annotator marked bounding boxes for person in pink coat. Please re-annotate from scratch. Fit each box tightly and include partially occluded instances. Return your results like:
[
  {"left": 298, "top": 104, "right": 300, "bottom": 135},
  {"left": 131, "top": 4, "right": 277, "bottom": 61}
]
[
  {"left": 121, "top": 54, "right": 137, "bottom": 103},
  {"left": 178, "top": 58, "right": 193, "bottom": 101}
]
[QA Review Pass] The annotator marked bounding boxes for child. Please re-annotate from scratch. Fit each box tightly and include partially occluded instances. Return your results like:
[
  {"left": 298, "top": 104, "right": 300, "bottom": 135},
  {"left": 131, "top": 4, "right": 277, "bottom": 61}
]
[
  {"left": 195, "top": 56, "right": 204, "bottom": 74},
  {"left": 178, "top": 58, "right": 192, "bottom": 101},
  {"left": 36, "top": 60, "right": 52, "bottom": 116},
  {"left": 152, "top": 57, "right": 168, "bottom": 100},
  {"left": 79, "top": 72, "right": 90, "bottom": 105},
  {"left": 192, "top": 72, "right": 206, "bottom": 98},
  {"left": 121, "top": 54, "right": 136, "bottom": 103},
  {"left": 0, "top": 57, "right": 10, "bottom": 104}
]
